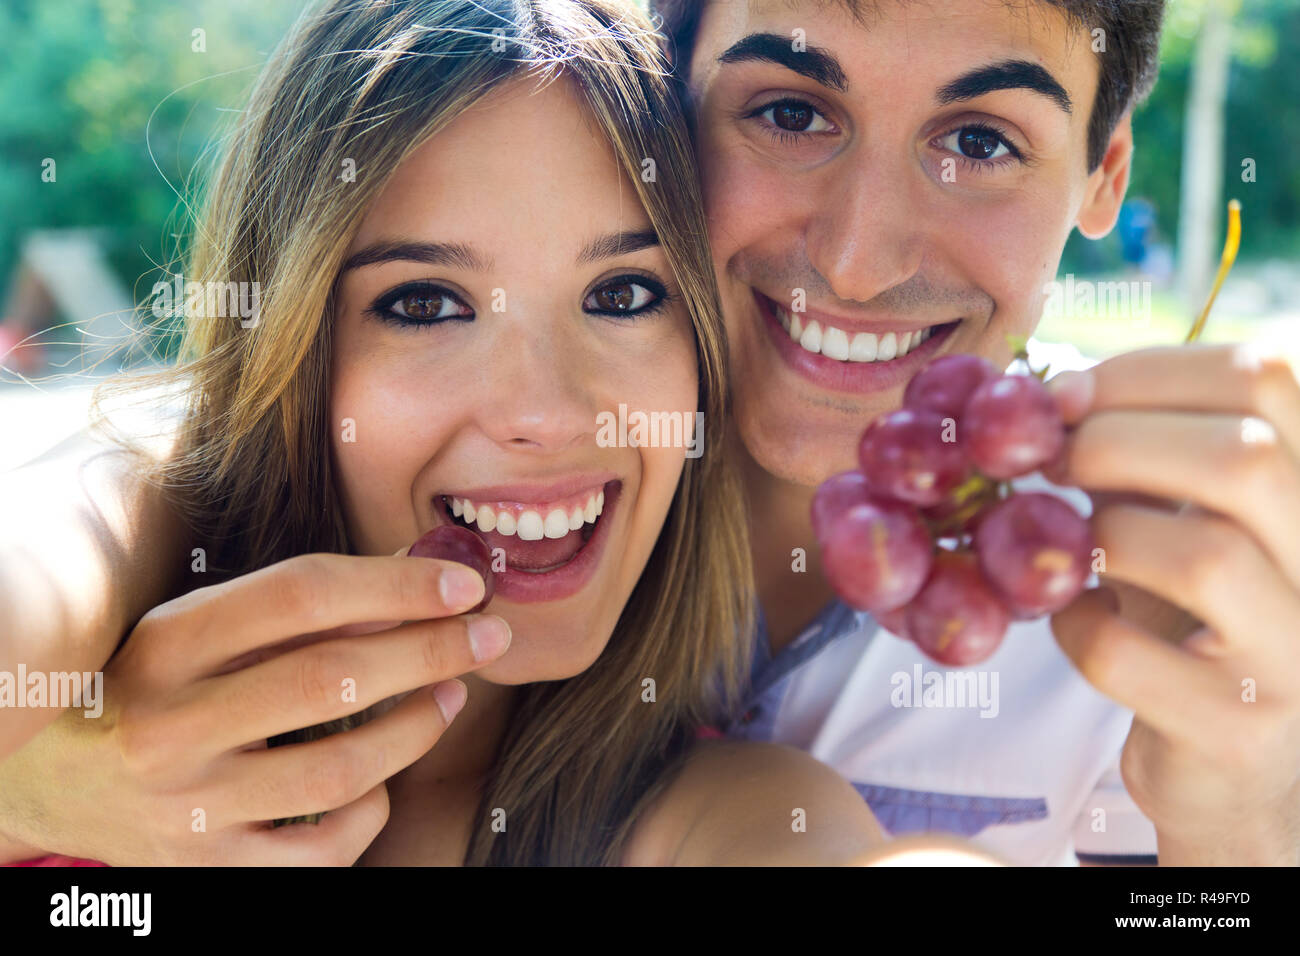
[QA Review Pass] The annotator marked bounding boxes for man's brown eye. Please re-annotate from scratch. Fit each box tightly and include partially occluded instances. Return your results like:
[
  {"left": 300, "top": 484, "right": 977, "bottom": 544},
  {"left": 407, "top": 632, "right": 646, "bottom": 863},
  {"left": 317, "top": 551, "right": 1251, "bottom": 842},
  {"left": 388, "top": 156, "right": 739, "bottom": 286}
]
[
  {"left": 958, "top": 128, "right": 1002, "bottom": 160},
  {"left": 594, "top": 284, "right": 635, "bottom": 311},
  {"left": 772, "top": 102, "right": 814, "bottom": 132}
]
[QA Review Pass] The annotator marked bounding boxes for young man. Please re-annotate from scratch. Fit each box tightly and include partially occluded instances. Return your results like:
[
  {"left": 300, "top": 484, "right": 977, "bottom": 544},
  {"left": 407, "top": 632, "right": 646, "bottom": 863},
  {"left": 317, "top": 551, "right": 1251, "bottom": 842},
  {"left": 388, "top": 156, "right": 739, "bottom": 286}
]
[{"left": 653, "top": 0, "right": 1300, "bottom": 865}]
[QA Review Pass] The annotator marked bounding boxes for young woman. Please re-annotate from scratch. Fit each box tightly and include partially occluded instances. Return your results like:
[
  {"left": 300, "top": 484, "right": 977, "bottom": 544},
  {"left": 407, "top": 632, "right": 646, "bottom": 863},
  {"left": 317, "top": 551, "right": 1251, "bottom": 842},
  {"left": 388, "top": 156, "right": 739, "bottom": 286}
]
[{"left": 0, "top": 0, "right": 885, "bottom": 865}]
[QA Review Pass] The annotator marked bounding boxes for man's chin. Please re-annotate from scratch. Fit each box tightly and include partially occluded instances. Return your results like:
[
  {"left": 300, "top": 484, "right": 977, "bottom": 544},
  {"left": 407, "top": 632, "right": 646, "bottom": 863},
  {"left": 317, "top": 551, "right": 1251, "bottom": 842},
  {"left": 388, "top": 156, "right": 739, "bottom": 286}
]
[{"left": 733, "top": 399, "right": 865, "bottom": 488}]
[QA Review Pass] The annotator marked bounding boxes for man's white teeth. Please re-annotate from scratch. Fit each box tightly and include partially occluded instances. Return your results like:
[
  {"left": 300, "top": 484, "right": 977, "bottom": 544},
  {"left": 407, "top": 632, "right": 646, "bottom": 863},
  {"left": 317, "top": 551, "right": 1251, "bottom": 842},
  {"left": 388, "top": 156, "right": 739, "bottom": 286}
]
[
  {"left": 878, "top": 331, "right": 898, "bottom": 361},
  {"left": 798, "top": 320, "right": 822, "bottom": 353},
  {"left": 821, "top": 325, "right": 850, "bottom": 361},
  {"left": 849, "top": 330, "right": 877, "bottom": 362},
  {"left": 774, "top": 302, "right": 934, "bottom": 363},
  {"left": 450, "top": 490, "right": 605, "bottom": 538}
]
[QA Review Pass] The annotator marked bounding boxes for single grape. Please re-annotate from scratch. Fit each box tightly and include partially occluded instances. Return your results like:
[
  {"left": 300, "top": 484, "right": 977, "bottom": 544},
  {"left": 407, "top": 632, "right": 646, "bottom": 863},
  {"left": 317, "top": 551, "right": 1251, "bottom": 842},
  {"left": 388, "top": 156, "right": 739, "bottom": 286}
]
[
  {"left": 858, "top": 408, "right": 968, "bottom": 507},
  {"left": 408, "top": 525, "right": 495, "bottom": 613},
  {"left": 903, "top": 353, "right": 1000, "bottom": 420},
  {"left": 962, "top": 374, "right": 1066, "bottom": 479},
  {"left": 905, "top": 551, "right": 1010, "bottom": 666},
  {"left": 811, "top": 470, "right": 875, "bottom": 539},
  {"left": 974, "top": 492, "right": 1093, "bottom": 616},
  {"left": 819, "top": 497, "right": 934, "bottom": 612}
]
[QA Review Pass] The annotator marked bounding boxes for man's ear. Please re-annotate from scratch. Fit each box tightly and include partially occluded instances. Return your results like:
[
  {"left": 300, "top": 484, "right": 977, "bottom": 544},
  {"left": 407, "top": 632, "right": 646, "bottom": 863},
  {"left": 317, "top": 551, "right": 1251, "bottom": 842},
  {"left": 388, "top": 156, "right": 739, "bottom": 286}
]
[{"left": 1076, "top": 114, "right": 1133, "bottom": 240}]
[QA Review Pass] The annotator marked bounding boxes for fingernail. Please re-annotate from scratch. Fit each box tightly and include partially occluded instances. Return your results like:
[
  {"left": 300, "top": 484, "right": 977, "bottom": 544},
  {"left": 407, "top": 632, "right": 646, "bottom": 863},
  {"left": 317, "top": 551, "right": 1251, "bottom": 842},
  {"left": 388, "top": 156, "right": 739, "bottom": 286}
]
[
  {"left": 432, "top": 680, "right": 467, "bottom": 722},
  {"left": 468, "top": 614, "right": 512, "bottom": 662},
  {"left": 439, "top": 566, "right": 485, "bottom": 610},
  {"left": 1046, "top": 369, "right": 1094, "bottom": 421}
]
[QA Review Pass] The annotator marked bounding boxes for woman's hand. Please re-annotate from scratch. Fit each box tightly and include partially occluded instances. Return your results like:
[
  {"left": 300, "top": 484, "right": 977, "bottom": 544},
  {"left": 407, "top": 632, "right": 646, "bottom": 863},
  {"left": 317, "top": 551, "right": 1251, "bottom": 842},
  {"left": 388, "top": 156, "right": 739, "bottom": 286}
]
[
  {"left": 0, "top": 551, "right": 510, "bottom": 866},
  {"left": 1048, "top": 344, "right": 1300, "bottom": 865}
]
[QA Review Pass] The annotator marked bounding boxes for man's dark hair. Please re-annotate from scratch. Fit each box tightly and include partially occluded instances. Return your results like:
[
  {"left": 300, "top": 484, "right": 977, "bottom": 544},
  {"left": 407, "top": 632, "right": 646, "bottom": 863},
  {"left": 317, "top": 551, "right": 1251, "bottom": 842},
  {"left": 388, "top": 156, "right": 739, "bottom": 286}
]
[{"left": 651, "top": 0, "right": 1165, "bottom": 172}]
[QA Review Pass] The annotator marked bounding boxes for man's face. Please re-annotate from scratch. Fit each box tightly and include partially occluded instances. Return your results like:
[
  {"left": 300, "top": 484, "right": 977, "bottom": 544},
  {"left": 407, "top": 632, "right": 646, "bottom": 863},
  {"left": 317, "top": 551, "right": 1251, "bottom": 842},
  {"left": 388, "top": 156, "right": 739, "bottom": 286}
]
[{"left": 688, "top": 0, "right": 1126, "bottom": 486}]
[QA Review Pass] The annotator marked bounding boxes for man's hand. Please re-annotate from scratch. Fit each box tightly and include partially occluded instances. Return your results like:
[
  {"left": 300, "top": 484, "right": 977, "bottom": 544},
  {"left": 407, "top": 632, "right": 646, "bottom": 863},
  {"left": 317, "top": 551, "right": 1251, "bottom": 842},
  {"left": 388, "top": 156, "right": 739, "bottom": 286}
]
[
  {"left": 1048, "top": 344, "right": 1300, "bottom": 866},
  {"left": 0, "top": 552, "right": 510, "bottom": 866}
]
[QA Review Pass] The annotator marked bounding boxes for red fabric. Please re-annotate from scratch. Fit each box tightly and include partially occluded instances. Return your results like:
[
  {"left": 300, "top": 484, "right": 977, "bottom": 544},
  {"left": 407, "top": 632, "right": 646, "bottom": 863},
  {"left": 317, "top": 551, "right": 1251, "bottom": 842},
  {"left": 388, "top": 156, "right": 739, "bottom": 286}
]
[{"left": 6, "top": 855, "right": 107, "bottom": 867}]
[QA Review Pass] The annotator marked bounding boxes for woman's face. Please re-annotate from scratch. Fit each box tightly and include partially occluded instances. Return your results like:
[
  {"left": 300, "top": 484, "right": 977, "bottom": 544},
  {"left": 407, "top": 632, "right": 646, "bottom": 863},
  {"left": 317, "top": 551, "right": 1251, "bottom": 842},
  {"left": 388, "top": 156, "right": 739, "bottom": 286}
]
[{"left": 330, "top": 76, "right": 699, "bottom": 684}]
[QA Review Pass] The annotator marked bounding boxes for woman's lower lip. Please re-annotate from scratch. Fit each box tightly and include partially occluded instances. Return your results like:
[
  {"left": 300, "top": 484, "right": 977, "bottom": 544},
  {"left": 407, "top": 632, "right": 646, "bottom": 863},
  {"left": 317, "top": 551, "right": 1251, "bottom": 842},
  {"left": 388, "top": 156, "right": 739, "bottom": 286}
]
[
  {"left": 481, "top": 481, "right": 620, "bottom": 604},
  {"left": 754, "top": 290, "right": 955, "bottom": 394}
]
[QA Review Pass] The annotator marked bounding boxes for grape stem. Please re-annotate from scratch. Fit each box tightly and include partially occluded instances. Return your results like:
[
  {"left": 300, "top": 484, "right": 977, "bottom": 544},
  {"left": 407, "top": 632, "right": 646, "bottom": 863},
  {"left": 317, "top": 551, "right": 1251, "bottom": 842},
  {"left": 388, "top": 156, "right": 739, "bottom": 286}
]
[
  {"left": 1185, "top": 199, "right": 1242, "bottom": 345},
  {"left": 925, "top": 473, "right": 999, "bottom": 541}
]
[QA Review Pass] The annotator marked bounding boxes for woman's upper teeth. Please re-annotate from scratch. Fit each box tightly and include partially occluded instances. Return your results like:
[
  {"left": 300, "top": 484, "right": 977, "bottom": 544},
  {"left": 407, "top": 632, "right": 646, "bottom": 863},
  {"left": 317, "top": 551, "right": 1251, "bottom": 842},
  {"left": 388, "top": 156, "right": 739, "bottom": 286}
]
[
  {"left": 449, "top": 489, "right": 605, "bottom": 540},
  {"left": 775, "top": 303, "right": 932, "bottom": 362}
]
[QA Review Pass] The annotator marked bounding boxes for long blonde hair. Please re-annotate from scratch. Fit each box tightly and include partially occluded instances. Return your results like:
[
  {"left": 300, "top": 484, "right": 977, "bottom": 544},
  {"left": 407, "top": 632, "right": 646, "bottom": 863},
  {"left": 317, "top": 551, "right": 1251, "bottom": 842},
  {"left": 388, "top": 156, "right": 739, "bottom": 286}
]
[{"left": 149, "top": 0, "right": 752, "bottom": 865}]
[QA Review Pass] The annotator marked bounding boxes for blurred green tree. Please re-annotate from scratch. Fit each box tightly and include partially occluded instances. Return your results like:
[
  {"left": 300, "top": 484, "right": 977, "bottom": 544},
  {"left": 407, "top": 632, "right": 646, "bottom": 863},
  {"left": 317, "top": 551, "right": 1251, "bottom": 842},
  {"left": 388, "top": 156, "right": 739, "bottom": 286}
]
[
  {"left": 1062, "top": 0, "right": 1300, "bottom": 275},
  {"left": 0, "top": 0, "right": 298, "bottom": 322}
]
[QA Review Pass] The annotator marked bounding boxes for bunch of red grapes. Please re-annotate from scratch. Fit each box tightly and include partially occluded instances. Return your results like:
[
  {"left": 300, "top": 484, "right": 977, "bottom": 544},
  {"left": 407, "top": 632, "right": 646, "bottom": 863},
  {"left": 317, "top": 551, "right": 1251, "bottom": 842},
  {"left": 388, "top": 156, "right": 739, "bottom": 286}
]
[{"left": 812, "top": 353, "right": 1095, "bottom": 666}]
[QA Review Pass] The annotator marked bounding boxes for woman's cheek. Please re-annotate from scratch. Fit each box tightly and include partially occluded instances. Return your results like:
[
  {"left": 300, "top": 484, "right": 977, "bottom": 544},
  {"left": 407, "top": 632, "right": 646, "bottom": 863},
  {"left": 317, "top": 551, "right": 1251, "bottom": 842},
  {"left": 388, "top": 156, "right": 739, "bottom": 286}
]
[
  {"left": 616, "top": 328, "right": 698, "bottom": 554},
  {"left": 329, "top": 341, "right": 442, "bottom": 554}
]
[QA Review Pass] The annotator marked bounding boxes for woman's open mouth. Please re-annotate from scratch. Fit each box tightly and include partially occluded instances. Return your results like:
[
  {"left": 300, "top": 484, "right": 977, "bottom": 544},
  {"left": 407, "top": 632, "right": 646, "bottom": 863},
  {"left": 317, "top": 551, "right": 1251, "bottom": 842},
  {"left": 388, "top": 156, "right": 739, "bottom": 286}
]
[{"left": 435, "top": 478, "right": 621, "bottom": 604}]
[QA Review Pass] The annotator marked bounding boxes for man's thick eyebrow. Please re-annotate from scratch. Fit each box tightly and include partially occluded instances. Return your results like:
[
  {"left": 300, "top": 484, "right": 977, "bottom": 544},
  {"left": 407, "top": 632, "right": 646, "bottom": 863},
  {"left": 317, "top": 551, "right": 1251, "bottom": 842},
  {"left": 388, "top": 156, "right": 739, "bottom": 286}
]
[
  {"left": 936, "top": 60, "right": 1072, "bottom": 114},
  {"left": 717, "top": 32, "right": 848, "bottom": 93},
  {"left": 341, "top": 240, "right": 490, "bottom": 273},
  {"left": 578, "top": 229, "right": 660, "bottom": 264}
]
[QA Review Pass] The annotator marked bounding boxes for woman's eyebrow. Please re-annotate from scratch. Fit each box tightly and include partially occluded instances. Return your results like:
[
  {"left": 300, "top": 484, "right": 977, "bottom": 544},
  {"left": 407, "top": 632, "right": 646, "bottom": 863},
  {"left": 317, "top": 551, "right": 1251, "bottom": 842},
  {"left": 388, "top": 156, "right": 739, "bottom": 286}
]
[
  {"left": 936, "top": 60, "right": 1073, "bottom": 114},
  {"left": 340, "top": 239, "right": 492, "bottom": 273},
  {"left": 577, "top": 229, "right": 660, "bottom": 264},
  {"left": 717, "top": 32, "right": 848, "bottom": 93}
]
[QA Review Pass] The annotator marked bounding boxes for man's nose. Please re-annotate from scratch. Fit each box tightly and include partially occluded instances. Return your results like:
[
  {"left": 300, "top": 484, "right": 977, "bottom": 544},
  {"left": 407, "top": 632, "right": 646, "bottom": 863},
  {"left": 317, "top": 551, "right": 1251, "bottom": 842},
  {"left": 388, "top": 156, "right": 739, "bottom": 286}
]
[{"left": 804, "top": 144, "right": 926, "bottom": 304}]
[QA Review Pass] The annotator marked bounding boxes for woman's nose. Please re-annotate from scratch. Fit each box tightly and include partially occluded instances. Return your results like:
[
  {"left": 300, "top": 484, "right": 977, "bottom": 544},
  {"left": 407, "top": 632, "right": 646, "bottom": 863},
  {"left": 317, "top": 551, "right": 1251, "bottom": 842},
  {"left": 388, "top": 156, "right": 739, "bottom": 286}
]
[{"left": 475, "top": 317, "right": 598, "bottom": 454}]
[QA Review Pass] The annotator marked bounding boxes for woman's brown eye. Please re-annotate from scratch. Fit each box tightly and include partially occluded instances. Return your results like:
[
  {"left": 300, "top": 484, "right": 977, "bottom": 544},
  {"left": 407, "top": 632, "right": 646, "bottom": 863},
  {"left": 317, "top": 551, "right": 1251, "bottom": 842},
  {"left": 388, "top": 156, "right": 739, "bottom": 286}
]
[
  {"left": 595, "top": 284, "right": 635, "bottom": 311},
  {"left": 402, "top": 292, "right": 443, "bottom": 318},
  {"left": 583, "top": 277, "right": 663, "bottom": 316}
]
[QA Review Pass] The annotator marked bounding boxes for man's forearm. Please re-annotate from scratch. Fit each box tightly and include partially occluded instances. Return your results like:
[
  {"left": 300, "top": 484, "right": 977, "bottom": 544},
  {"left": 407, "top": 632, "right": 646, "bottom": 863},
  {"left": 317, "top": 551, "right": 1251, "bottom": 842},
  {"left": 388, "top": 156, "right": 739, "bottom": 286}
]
[{"left": 0, "top": 434, "right": 182, "bottom": 759}]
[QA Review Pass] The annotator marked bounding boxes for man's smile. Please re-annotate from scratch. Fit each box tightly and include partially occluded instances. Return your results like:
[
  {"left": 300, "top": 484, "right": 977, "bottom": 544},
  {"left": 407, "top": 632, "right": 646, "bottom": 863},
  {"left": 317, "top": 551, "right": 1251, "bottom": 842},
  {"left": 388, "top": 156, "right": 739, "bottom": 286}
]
[{"left": 751, "top": 289, "right": 960, "bottom": 393}]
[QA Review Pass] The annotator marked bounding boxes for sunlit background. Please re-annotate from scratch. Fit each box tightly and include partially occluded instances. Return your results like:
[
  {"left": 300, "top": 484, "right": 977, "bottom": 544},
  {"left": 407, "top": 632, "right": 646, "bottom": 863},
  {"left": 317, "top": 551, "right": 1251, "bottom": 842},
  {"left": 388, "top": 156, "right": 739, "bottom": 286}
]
[{"left": 1, "top": 0, "right": 1297, "bottom": 470}]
